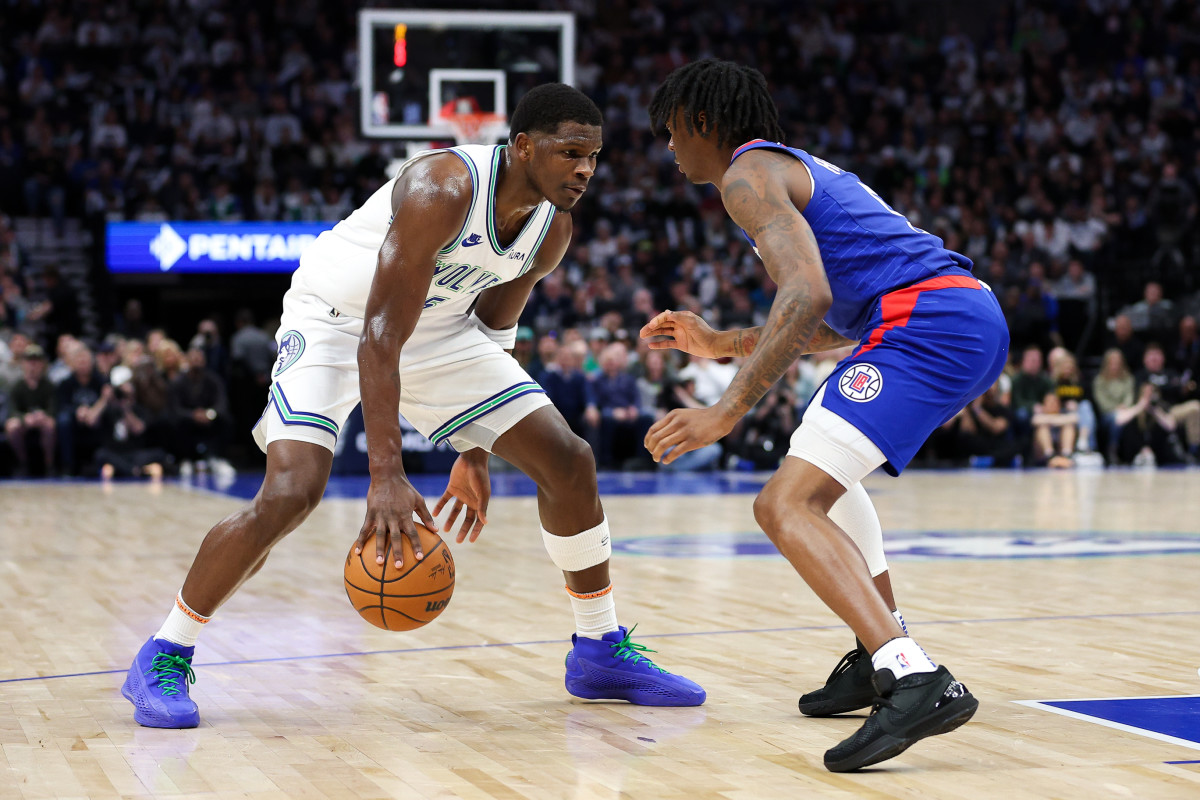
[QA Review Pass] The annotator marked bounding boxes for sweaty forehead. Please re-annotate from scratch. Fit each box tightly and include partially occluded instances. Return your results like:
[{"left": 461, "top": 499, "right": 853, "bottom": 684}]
[{"left": 536, "top": 122, "right": 602, "bottom": 148}]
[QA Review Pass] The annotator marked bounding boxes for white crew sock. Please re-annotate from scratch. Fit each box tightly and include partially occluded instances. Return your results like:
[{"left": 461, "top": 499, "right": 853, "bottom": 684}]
[
  {"left": 893, "top": 609, "right": 908, "bottom": 634},
  {"left": 154, "top": 592, "right": 211, "bottom": 647},
  {"left": 872, "top": 636, "right": 936, "bottom": 680},
  {"left": 566, "top": 583, "right": 619, "bottom": 638}
]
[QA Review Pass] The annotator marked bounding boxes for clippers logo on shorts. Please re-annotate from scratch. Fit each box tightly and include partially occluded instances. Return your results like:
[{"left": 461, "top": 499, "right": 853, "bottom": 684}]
[
  {"left": 274, "top": 331, "right": 305, "bottom": 376},
  {"left": 839, "top": 363, "right": 883, "bottom": 403}
]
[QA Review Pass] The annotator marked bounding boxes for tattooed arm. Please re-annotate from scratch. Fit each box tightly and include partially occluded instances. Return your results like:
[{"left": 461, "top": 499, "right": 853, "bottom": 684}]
[
  {"left": 644, "top": 152, "right": 835, "bottom": 464},
  {"left": 715, "top": 152, "right": 832, "bottom": 419},
  {"left": 725, "top": 321, "right": 855, "bottom": 357}
]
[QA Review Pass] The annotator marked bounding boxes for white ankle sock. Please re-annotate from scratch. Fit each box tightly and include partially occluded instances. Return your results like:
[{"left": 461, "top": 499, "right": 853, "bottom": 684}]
[
  {"left": 893, "top": 609, "right": 908, "bottom": 634},
  {"left": 871, "top": 636, "right": 936, "bottom": 680},
  {"left": 567, "top": 584, "right": 618, "bottom": 638},
  {"left": 154, "top": 592, "right": 210, "bottom": 647}
]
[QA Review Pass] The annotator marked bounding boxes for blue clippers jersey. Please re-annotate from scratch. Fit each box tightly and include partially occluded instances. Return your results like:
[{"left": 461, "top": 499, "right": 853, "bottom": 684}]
[{"left": 730, "top": 140, "right": 974, "bottom": 340}]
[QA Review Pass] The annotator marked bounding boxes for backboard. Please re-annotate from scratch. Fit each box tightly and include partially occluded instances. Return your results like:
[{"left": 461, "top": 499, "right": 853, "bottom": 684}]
[{"left": 358, "top": 9, "right": 576, "bottom": 145}]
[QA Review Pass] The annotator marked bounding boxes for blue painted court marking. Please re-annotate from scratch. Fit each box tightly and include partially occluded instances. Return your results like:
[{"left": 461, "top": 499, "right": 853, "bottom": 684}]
[
  {"left": 3, "top": 609, "right": 1198, "bottom": 686},
  {"left": 1015, "top": 696, "right": 1200, "bottom": 752},
  {"left": 1166, "top": 760, "right": 1200, "bottom": 765},
  {"left": 178, "top": 470, "right": 773, "bottom": 501},
  {"left": 610, "top": 530, "right": 1200, "bottom": 560}
]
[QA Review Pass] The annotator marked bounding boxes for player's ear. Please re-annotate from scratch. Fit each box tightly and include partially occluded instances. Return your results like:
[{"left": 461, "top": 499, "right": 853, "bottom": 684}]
[
  {"left": 511, "top": 131, "right": 534, "bottom": 162},
  {"left": 696, "top": 110, "right": 707, "bottom": 134}
]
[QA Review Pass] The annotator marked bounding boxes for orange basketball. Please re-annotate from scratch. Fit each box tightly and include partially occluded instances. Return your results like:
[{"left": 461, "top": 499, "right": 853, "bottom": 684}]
[{"left": 344, "top": 525, "right": 455, "bottom": 631}]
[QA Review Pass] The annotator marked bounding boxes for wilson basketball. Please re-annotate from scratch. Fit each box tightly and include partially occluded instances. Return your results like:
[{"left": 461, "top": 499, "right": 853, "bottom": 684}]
[{"left": 344, "top": 525, "right": 455, "bottom": 631}]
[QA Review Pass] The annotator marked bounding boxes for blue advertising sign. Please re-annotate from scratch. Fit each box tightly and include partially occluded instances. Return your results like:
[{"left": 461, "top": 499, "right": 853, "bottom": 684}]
[{"left": 106, "top": 221, "right": 336, "bottom": 274}]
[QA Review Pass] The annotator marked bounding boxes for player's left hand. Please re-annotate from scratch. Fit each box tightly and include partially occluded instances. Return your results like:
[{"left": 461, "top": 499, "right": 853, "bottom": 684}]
[
  {"left": 434, "top": 449, "right": 491, "bottom": 543},
  {"left": 645, "top": 406, "right": 737, "bottom": 465}
]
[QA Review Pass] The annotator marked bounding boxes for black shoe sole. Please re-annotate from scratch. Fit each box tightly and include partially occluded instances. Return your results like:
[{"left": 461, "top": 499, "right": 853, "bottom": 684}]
[
  {"left": 798, "top": 691, "right": 876, "bottom": 717},
  {"left": 823, "top": 694, "right": 979, "bottom": 772}
]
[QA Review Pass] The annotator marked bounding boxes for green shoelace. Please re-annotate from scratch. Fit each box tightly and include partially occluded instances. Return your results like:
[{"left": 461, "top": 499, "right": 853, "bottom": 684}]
[
  {"left": 610, "top": 625, "right": 669, "bottom": 674},
  {"left": 146, "top": 652, "right": 196, "bottom": 697}
]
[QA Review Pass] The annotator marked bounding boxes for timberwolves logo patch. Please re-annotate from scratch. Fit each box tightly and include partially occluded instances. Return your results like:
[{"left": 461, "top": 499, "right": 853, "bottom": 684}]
[
  {"left": 274, "top": 331, "right": 305, "bottom": 376},
  {"left": 839, "top": 363, "right": 883, "bottom": 402}
]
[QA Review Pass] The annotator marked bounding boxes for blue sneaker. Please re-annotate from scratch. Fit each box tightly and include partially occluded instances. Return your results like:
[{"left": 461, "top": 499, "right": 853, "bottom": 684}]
[
  {"left": 565, "top": 625, "right": 705, "bottom": 706},
  {"left": 121, "top": 637, "right": 200, "bottom": 728}
]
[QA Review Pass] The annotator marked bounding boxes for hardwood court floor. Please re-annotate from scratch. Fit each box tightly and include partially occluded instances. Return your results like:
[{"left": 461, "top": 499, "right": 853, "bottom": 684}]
[{"left": 1, "top": 469, "right": 1199, "bottom": 799}]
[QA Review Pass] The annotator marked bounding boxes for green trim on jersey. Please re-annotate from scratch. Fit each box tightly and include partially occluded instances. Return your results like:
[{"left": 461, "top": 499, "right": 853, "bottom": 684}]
[
  {"left": 485, "top": 146, "right": 546, "bottom": 256},
  {"left": 519, "top": 209, "right": 558, "bottom": 278},
  {"left": 439, "top": 148, "right": 480, "bottom": 255}
]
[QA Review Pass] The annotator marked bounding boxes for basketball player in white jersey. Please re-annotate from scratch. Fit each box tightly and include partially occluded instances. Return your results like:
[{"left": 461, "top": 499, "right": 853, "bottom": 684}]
[{"left": 122, "top": 84, "right": 705, "bottom": 729}]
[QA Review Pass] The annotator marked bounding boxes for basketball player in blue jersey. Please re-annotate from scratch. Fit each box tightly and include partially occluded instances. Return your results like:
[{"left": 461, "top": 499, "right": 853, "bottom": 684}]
[
  {"left": 642, "top": 60, "right": 1007, "bottom": 771},
  {"left": 121, "top": 84, "right": 704, "bottom": 729}
]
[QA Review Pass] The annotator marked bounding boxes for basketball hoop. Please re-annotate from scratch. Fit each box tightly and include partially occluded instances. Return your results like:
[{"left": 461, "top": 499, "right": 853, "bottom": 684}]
[{"left": 437, "top": 97, "right": 507, "bottom": 146}]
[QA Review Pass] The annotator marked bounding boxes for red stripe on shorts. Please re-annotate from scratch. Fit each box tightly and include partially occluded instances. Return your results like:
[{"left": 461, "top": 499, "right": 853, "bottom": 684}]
[{"left": 853, "top": 274, "right": 982, "bottom": 358}]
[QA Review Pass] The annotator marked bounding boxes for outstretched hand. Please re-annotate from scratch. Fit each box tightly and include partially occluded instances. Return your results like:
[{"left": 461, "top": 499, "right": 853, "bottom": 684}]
[
  {"left": 644, "top": 406, "right": 737, "bottom": 465},
  {"left": 356, "top": 474, "right": 437, "bottom": 569},
  {"left": 640, "top": 310, "right": 723, "bottom": 358},
  {"left": 433, "top": 450, "right": 491, "bottom": 543}
]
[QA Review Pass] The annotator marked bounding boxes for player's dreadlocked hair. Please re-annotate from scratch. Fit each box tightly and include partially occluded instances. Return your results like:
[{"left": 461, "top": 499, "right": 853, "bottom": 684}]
[
  {"left": 508, "top": 83, "right": 603, "bottom": 141},
  {"left": 649, "top": 59, "right": 785, "bottom": 148}
]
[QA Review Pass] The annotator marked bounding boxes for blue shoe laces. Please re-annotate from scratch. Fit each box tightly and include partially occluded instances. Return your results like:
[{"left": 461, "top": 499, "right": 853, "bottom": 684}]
[
  {"left": 610, "top": 625, "right": 668, "bottom": 674},
  {"left": 146, "top": 652, "right": 196, "bottom": 697}
]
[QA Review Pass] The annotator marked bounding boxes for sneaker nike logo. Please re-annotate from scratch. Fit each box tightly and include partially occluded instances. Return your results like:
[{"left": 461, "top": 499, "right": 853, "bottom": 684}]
[{"left": 461, "top": 233, "right": 484, "bottom": 247}]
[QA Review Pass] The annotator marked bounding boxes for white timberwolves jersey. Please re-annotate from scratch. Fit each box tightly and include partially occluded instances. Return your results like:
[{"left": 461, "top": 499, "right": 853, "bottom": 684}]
[{"left": 292, "top": 144, "right": 557, "bottom": 367}]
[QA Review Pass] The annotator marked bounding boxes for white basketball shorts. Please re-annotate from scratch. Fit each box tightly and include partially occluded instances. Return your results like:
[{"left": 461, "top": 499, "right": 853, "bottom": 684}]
[{"left": 252, "top": 290, "right": 551, "bottom": 454}]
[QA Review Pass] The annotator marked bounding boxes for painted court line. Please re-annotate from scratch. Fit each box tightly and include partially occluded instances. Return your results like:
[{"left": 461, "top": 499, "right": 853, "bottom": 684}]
[
  {"left": 1014, "top": 699, "right": 1200, "bottom": 753},
  {"left": 2, "top": 609, "right": 1198, "bottom": 686}
]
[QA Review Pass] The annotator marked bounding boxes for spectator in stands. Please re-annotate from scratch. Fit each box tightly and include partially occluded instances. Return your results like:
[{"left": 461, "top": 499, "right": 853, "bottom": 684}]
[
  {"left": 1031, "top": 391, "right": 1078, "bottom": 469},
  {"left": 4, "top": 343, "right": 56, "bottom": 476},
  {"left": 935, "top": 381, "right": 1020, "bottom": 467},
  {"left": 1147, "top": 162, "right": 1197, "bottom": 281},
  {"left": 27, "top": 266, "right": 81, "bottom": 346},
  {"left": 1106, "top": 314, "right": 1145, "bottom": 375},
  {"left": 678, "top": 355, "right": 738, "bottom": 408},
  {"left": 1135, "top": 343, "right": 1200, "bottom": 458},
  {"left": 1010, "top": 345, "right": 1053, "bottom": 427},
  {"left": 1173, "top": 316, "right": 1199, "bottom": 375},
  {"left": 1050, "top": 351, "right": 1096, "bottom": 454},
  {"left": 154, "top": 339, "right": 186, "bottom": 383},
  {"left": 584, "top": 342, "right": 652, "bottom": 469},
  {"left": 92, "top": 365, "right": 167, "bottom": 481},
  {"left": 737, "top": 382, "right": 798, "bottom": 470},
  {"left": 1123, "top": 282, "right": 1177, "bottom": 347},
  {"left": 537, "top": 339, "right": 590, "bottom": 438},
  {"left": 94, "top": 340, "right": 120, "bottom": 383},
  {"left": 55, "top": 342, "right": 106, "bottom": 475},
  {"left": 528, "top": 334, "right": 558, "bottom": 380},
  {"left": 1092, "top": 348, "right": 1137, "bottom": 464},
  {"left": 169, "top": 346, "right": 232, "bottom": 475}
]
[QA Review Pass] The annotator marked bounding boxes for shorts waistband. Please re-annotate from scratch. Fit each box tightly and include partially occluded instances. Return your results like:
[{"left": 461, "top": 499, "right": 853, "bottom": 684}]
[{"left": 883, "top": 273, "right": 982, "bottom": 298}]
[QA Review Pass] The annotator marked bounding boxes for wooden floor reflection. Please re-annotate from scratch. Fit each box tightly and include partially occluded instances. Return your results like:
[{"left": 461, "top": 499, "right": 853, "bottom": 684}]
[{"left": 1, "top": 469, "right": 1198, "bottom": 798}]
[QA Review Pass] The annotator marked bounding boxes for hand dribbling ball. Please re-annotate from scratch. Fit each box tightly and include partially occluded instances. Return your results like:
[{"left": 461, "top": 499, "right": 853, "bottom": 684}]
[{"left": 344, "top": 525, "right": 455, "bottom": 631}]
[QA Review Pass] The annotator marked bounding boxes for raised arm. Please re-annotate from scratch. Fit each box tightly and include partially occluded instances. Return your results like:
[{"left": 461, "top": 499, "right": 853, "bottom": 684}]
[{"left": 356, "top": 154, "right": 471, "bottom": 565}]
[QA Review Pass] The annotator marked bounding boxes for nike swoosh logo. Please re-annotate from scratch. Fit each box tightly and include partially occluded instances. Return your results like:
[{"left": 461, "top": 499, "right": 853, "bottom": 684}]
[{"left": 462, "top": 234, "right": 483, "bottom": 247}]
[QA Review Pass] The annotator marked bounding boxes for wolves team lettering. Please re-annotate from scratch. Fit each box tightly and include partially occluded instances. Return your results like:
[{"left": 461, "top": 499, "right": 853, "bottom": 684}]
[{"left": 431, "top": 261, "right": 501, "bottom": 298}]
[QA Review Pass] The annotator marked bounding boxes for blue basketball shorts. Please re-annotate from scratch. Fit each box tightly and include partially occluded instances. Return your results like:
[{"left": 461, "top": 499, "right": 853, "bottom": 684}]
[{"left": 807, "top": 271, "right": 1009, "bottom": 477}]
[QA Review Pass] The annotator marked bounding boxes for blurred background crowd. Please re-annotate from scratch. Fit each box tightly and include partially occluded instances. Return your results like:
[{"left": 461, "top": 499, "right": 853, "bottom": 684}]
[{"left": 2, "top": 0, "right": 1200, "bottom": 479}]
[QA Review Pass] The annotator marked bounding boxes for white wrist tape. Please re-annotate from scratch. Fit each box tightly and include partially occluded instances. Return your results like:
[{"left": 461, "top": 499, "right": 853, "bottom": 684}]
[
  {"left": 470, "top": 313, "right": 517, "bottom": 350},
  {"left": 541, "top": 517, "right": 612, "bottom": 572}
]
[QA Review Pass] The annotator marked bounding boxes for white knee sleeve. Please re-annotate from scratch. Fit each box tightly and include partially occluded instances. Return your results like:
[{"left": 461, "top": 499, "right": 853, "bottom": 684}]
[
  {"left": 541, "top": 517, "right": 612, "bottom": 572},
  {"left": 828, "top": 482, "right": 888, "bottom": 577}
]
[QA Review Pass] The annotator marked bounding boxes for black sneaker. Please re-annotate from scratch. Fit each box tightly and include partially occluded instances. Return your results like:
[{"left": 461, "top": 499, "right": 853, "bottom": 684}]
[
  {"left": 798, "top": 646, "right": 875, "bottom": 716},
  {"left": 823, "top": 666, "right": 978, "bottom": 772}
]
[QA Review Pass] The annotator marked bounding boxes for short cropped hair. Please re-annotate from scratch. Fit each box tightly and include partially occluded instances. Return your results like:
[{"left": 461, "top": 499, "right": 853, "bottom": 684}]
[{"left": 508, "top": 84, "right": 602, "bottom": 141}]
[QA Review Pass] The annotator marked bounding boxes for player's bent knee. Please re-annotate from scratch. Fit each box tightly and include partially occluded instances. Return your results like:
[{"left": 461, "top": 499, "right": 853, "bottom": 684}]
[
  {"left": 538, "top": 434, "right": 597, "bottom": 496},
  {"left": 254, "top": 473, "right": 324, "bottom": 530}
]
